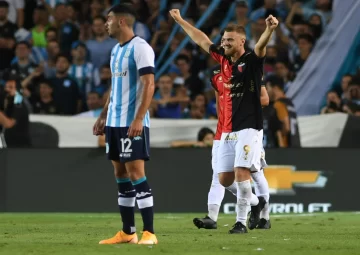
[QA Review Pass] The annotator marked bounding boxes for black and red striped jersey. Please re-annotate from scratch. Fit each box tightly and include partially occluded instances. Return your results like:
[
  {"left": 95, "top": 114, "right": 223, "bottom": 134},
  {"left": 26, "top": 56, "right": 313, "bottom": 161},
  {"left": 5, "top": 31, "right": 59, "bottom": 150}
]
[{"left": 209, "top": 44, "right": 264, "bottom": 133}]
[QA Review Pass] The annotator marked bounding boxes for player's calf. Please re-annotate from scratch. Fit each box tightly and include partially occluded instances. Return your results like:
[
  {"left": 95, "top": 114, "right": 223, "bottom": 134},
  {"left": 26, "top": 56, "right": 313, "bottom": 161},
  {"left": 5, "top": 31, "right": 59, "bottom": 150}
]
[{"left": 230, "top": 168, "right": 252, "bottom": 234}]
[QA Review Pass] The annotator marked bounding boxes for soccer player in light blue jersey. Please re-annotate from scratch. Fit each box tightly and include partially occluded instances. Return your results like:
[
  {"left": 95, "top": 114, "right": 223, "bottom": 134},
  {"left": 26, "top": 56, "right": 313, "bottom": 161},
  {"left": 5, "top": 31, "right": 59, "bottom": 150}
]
[{"left": 93, "top": 3, "right": 157, "bottom": 245}]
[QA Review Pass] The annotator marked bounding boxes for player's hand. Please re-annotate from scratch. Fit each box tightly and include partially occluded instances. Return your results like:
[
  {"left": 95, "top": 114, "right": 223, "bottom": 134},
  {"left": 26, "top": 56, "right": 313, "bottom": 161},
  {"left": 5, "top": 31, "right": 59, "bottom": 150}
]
[
  {"left": 169, "top": 9, "right": 183, "bottom": 23},
  {"left": 93, "top": 116, "right": 106, "bottom": 136},
  {"left": 265, "top": 15, "right": 279, "bottom": 30},
  {"left": 128, "top": 118, "right": 143, "bottom": 138}
]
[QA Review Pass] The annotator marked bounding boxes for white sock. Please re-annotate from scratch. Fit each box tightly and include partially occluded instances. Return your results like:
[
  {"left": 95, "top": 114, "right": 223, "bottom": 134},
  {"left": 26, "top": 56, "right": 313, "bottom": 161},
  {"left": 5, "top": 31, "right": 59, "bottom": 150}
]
[
  {"left": 227, "top": 182, "right": 257, "bottom": 205},
  {"left": 208, "top": 204, "right": 220, "bottom": 222},
  {"left": 260, "top": 202, "right": 270, "bottom": 220},
  {"left": 250, "top": 193, "right": 259, "bottom": 206},
  {"left": 225, "top": 182, "right": 237, "bottom": 196},
  {"left": 207, "top": 171, "right": 225, "bottom": 221},
  {"left": 236, "top": 180, "right": 252, "bottom": 225},
  {"left": 252, "top": 171, "right": 270, "bottom": 220}
]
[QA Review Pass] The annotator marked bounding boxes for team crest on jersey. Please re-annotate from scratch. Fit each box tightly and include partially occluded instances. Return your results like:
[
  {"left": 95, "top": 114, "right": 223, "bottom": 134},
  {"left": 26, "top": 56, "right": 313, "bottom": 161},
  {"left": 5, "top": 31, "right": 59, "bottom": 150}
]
[
  {"left": 124, "top": 49, "right": 131, "bottom": 58},
  {"left": 238, "top": 63, "right": 245, "bottom": 72}
]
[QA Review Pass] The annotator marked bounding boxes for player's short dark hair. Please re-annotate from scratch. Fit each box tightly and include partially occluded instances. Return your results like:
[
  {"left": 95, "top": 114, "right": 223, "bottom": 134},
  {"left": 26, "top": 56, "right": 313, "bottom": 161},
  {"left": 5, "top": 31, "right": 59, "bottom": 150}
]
[
  {"left": 297, "top": 34, "right": 315, "bottom": 45},
  {"left": 224, "top": 24, "right": 246, "bottom": 36},
  {"left": 108, "top": 3, "right": 136, "bottom": 17},
  {"left": 55, "top": 53, "right": 70, "bottom": 63},
  {"left": 0, "top": 0, "right": 9, "bottom": 8},
  {"left": 175, "top": 54, "right": 190, "bottom": 64},
  {"left": 197, "top": 127, "right": 214, "bottom": 142},
  {"left": 266, "top": 75, "right": 285, "bottom": 91},
  {"left": 92, "top": 15, "right": 106, "bottom": 24}
]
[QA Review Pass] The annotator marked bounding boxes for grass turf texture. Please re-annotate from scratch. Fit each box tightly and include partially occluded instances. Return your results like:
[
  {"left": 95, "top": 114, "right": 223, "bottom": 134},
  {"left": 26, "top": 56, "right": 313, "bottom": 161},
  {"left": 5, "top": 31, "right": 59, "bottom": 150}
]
[{"left": 0, "top": 213, "right": 360, "bottom": 255}]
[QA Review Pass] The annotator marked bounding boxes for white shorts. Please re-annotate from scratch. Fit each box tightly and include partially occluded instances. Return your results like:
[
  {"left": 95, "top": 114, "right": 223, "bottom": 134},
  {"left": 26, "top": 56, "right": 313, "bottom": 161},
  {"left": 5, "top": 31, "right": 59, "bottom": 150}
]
[
  {"left": 217, "top": 128, "right": 264, "bottom": 173},
  {"left": 211, "top": 140, "right": 220, "bottom": 173}
]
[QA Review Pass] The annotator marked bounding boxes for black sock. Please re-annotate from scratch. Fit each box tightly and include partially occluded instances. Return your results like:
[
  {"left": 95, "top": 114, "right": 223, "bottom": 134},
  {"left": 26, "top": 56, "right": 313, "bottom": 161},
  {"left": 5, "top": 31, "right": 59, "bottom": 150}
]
[
  {"left": 132, "top": 176, "right": 154, "bottom": 234},
  {"left": 116, "top": 178, "right": 136, "bottom": 235}
]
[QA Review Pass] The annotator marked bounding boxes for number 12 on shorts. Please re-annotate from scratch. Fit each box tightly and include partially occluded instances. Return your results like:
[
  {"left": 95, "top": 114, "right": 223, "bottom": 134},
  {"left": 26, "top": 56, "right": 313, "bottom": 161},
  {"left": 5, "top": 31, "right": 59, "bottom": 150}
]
[{"left": 120, "top": 138, "right": 133, "bottom": 153}]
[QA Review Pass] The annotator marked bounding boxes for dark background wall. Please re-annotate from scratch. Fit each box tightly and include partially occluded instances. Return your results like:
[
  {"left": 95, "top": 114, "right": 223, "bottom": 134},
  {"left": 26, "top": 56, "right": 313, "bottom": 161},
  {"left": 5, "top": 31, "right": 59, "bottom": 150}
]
[{"left": 0, "top": 148, "right": 359, "bottom": 213}]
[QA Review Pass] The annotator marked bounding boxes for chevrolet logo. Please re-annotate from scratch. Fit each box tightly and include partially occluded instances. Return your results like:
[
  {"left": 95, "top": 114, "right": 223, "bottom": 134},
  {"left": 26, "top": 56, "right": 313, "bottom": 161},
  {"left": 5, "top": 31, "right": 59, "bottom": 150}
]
[{"left": 263, "top": 165, "right": 327, "bottom": 195}]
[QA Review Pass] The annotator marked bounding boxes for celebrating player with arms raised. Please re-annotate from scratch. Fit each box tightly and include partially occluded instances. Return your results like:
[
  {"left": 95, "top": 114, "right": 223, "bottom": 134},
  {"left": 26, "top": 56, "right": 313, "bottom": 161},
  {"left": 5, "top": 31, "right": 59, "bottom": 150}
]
[{"left": 170, "top": 9, "right": 277, "bottom": 233}]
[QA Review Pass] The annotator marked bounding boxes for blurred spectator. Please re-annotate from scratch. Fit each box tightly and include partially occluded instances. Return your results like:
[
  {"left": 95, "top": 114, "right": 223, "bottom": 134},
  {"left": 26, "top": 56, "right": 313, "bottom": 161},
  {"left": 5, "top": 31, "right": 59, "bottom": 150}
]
[
  {"left": 264, "top": 45, "right": 278, "bottom": 73},
  {"left": 57, "top": 3, "right": 79, "bottom": 56},
  {"left": 9, "top": 41, "right": 39, "bottom": 82},
  {"left": 0, "top": 78, "right": 31, "bottom": 148},
  {"left": 250, "top": 0, "right": 287, "bottom": 22},
  {"left": 320, "top": 90, "right": 342, "bottom": 114},
  {"left": 86, "top": 16, "right": 117, "bottom": 69},
  {"left": 273, "top": 61, "right": 293, "bottom": 92},
  {"left": 340, "top": 74, "right": 353, "bottom": 101},
  {"left": 43, "top": 39, "right": 60, "bottom": 78},
  {"left": 343, "top": 101, "right": 360, "bottom": 116},
  {"left": 4, "top": 0, "right": 24, "bottom": 28},
  {"left": 345, "top": 79, "right": 360, "bottom": 105},
  {"left": 31, "top": 5, "right": 50, "bottom": 48},
  {"left": 151, "top": 74, "right": 189, "bottom": 119},
  {"left": 75, "top": 91, "right": 103, "bottom": 117},
  {"left": 69, "top": 41, "right": 100, "bottom": 111},
  {"left": 266, "top": 75, "right": 301, "bottom": 148},
  {"left": 262, "top": 103, "right": 285, "bottom": 148},
  {"left": 232, "top": 1, "right": 251, "bottom": 39},
  {"left": 50, "top": 54, "right": 81, "bottom": 115},
  {"left": 31, "top": 79, "right": 58, "bottom": 114},
  {"left": 45, "top": 26, "right": 57, "bottom": 41},
  {"left": 175, "top": 54, "right": 205, "bottom": 98},
  {"left": 0, "top": 0, "right": 17, "bottom": 70},
  {"left": 20, "top": 62, "right": 44, "bottom": 99},
  {"left": 94, "top": 64, "right": 112, "bottom": 96},
  {"left": 183, "top": 93, "right": 208, "bottom": 119},
  {"left": 292, "top": 34, "right": 314, "bottom": 74},
  {"left": 171, "top": 127, "right": 214, "bottom": 148},
  {"left": 308, "top": 13, "right": 323, "bottom": 40}
]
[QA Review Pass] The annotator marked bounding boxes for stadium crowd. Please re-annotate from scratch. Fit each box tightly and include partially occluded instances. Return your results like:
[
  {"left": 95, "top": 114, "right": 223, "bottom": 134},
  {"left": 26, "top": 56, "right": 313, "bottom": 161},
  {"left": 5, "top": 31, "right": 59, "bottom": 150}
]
[{"left": 0, "top": 0, "right": 359, "bottom": 148}]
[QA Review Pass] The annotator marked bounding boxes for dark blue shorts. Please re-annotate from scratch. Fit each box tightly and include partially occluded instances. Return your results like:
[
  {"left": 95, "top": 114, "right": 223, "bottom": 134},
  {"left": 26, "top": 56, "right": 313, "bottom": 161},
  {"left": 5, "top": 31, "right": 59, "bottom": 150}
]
[{"left": 105, "top": 126, "right": 150, "bottom": 162}]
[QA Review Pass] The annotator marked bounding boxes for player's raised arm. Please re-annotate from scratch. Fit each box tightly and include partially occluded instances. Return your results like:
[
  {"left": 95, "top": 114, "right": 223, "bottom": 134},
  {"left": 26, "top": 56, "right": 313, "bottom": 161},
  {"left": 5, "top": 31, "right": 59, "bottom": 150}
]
[
  {"left": 169, "top": 9, "right": 213, "bottom": 53},
  {"left": 254, "top": 15, "right": 279, "bottom": 58}
]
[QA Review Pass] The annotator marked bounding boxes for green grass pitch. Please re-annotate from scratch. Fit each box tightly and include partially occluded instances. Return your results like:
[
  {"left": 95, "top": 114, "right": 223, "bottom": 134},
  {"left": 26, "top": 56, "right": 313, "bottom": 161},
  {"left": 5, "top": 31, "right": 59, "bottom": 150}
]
[{"left": 1, "top": 213, "right": 360, "bottom": 255}]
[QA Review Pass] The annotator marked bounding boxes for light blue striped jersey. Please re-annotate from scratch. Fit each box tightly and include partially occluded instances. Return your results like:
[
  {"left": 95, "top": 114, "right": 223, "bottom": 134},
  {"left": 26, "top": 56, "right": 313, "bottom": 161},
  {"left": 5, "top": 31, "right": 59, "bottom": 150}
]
[{"left": 106, "top": 36, "right": 155, "bottom": 128}]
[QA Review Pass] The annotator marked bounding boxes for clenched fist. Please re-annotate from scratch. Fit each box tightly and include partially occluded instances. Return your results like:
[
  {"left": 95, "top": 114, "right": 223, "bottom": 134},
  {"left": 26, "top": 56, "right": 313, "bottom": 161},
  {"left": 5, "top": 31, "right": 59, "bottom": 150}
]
[
  {"left": 265, "top": 15, "right": 279, "bottom": 30},
  {"left": 169, "top": 9, "right": 183, "bottom": 23}
]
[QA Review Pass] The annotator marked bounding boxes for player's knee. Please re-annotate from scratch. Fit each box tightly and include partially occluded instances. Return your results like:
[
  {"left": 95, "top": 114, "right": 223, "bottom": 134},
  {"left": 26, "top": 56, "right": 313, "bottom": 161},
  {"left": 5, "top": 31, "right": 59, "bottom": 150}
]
[
  {"left": 125, "top": 160, "right": 145, "bottom": 181},
  {"left": 218, "top": 172, "right": 234, "bottom": 187},
  {"left": 234, "top": 167, "right": 251, "bottom": 181},
  {"left": 112, "top": 160, "right": 128, "bottom": 178}
]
